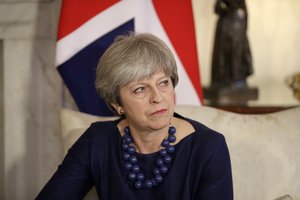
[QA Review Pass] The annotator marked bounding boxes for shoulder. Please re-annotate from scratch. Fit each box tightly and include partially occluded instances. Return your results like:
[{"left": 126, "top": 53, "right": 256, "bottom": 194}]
[
  {"left": 176, "top": 114, "right": 231, "bottom": 168},
  {"left": 186, "top": 117, "right": 231, "bottom": 167},
  {"left": 190, "top": 117, "right": 224, "bottom": 141},
  {"left": 175, "top": 113, "right": 227, "bottom": 155},
  {"left": 175, "top": 112, "right": 225, "bottom": 143},
  {"left": 68, "top": 120, "right": 120, "bottom": 159},
  {"left": 87, "top": 120, "right": 119, "bottom": 140},
  {"left": 89, "top": 120, "right": 117, "bottom": 130},
  {"left": 71, "top": 120, "right": 119, "bottom": 149},
  {"left": 192, "top": 117, "right": 226, "bottom": 151}
]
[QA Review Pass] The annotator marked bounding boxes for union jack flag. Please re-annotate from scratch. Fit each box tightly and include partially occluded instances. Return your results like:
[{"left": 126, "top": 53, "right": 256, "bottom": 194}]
[{"left": 56, "top": 0, "right": 203, "bottom": 116}]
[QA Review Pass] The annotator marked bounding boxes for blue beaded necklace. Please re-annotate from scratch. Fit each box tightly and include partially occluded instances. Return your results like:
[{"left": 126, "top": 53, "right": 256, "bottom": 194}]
[{"left": 122, "top": 125, "right": 176, "bottom": 189}]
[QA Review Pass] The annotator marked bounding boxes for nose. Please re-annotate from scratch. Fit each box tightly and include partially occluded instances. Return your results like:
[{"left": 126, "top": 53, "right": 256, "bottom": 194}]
[{"left": 151, "top": 87, "right": 163, "bottom": 104}]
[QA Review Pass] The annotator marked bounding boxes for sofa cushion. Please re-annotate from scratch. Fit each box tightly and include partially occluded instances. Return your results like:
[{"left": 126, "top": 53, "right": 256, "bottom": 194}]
[{"left": 60, "top": 106, "right": 300, "bottom": 200}]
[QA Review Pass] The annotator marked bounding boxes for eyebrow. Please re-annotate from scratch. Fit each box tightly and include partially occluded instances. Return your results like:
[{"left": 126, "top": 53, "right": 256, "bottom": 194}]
[{"left": 127, "top": 74, "right": 169, "bottom": 87}]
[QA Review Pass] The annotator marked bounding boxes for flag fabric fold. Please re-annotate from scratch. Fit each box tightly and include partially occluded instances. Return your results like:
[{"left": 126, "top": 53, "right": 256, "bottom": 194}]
[{"left": 56, "top": 0, "right": 202, "bottom": 116}]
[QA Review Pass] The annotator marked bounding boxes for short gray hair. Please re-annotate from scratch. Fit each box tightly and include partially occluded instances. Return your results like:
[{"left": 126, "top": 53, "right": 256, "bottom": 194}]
[{"left": 95, "top": 32, "right": 178, "bottom": 106}]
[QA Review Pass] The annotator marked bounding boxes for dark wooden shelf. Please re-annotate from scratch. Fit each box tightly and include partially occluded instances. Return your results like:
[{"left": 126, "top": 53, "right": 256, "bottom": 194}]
[{"left": 210, "top": 105, "right": 297, "bottom": 114}]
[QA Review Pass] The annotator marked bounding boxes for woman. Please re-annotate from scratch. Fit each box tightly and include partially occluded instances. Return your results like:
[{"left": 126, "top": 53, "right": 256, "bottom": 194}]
[{"left": 36, "top": 33, "right": 233, "bottom": 199}]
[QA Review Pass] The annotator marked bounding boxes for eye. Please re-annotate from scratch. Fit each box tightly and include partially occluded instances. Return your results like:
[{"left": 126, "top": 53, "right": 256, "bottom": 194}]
[
  {"left": 133, "top": 86, "right": 145, "bottom": 94},
  {"left": 160, "top": 79, "right": 169, "bottom": 87},
  {"left": 132, "top": 85, "right": 148, "bottom": 99}
]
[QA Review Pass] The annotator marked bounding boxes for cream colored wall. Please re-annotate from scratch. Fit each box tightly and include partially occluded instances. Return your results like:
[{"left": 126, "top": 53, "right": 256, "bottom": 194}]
[
  {"left": 192, "top": 0, "right": 300, "bottom": 105},
  {"left": 0, "top": 1, "right": 63, "bottom": 199}
]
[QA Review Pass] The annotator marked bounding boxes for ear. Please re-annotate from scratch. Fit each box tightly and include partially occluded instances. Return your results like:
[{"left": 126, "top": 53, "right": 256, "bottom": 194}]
[{"left": 110, "top": 103, "right": 124, "bottom": 115}]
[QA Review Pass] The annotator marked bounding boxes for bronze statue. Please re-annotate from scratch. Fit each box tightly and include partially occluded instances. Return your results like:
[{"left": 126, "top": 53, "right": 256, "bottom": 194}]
[{"left": 211, "top": 0, "right": 253, "bottom": 90}]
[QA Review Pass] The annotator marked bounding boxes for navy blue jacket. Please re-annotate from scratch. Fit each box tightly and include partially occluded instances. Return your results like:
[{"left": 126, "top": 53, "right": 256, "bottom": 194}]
[{"left": 36, "top": 114, "right": 233, "bottom": 200}]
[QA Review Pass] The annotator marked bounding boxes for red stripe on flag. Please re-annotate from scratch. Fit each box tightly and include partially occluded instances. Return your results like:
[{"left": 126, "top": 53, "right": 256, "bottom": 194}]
[
  {"left": 57, "top": 0, "right": 120, "bottom": 40},
  {"left": 152, "top": 0, "right": 203, "bottom": 102}
]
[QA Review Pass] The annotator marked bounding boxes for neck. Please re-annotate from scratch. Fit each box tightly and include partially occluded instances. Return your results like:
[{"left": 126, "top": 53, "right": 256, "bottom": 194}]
[
  {"left": 129, "top": 126, "right": 169, "bottom": 154},
  {"left": 121, "top": 121, "right": 177, "bottom": 189}
]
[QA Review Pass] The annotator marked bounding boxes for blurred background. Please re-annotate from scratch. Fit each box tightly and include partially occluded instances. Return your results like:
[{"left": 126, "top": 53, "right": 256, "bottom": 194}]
[{"left": 0, "top": 0, "right": 299, "bottom": 199}]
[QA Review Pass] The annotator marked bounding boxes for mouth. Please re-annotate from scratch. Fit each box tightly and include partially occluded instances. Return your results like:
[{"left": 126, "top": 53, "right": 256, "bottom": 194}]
[{"left": 150, "top": 109, "right": 167, "bottom": 116}]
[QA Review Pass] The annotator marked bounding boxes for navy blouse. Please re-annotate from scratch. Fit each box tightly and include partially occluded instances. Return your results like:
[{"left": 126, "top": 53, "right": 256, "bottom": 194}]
[{"left": 36, "top": 114, "right": 233, "bottom": 200}]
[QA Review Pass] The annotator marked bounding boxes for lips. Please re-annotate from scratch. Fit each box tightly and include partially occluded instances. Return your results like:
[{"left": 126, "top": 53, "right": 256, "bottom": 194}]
[{"left": 150, "top": 109, "right": 167, "bottom": 115}]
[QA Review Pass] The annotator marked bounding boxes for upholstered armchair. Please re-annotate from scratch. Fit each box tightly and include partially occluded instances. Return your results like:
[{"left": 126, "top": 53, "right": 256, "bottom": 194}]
[{"left": 60, "top": 105, "right": 300, "bottom": 200}]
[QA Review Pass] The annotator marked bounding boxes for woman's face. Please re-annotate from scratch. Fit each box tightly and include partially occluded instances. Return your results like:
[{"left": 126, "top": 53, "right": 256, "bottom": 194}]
[{"left": 117, "top": 71, "right": 175, "bottom": 133}]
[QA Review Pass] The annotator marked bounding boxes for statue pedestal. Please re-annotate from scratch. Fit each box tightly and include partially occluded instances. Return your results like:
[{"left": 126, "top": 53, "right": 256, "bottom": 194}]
[{"left": 203, "top": 86, "right": 259, "bottom": 106}]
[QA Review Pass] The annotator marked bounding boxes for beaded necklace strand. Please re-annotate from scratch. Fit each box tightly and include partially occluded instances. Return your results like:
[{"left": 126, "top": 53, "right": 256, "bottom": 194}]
[{"left": 121, "top": 125, "right": 176, "bottom": 189}]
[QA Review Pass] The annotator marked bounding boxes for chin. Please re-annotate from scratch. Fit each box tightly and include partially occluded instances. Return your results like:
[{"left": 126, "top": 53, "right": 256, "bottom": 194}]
[{"left": 149, "top": 117, "right": 172, "bottom": 130}]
